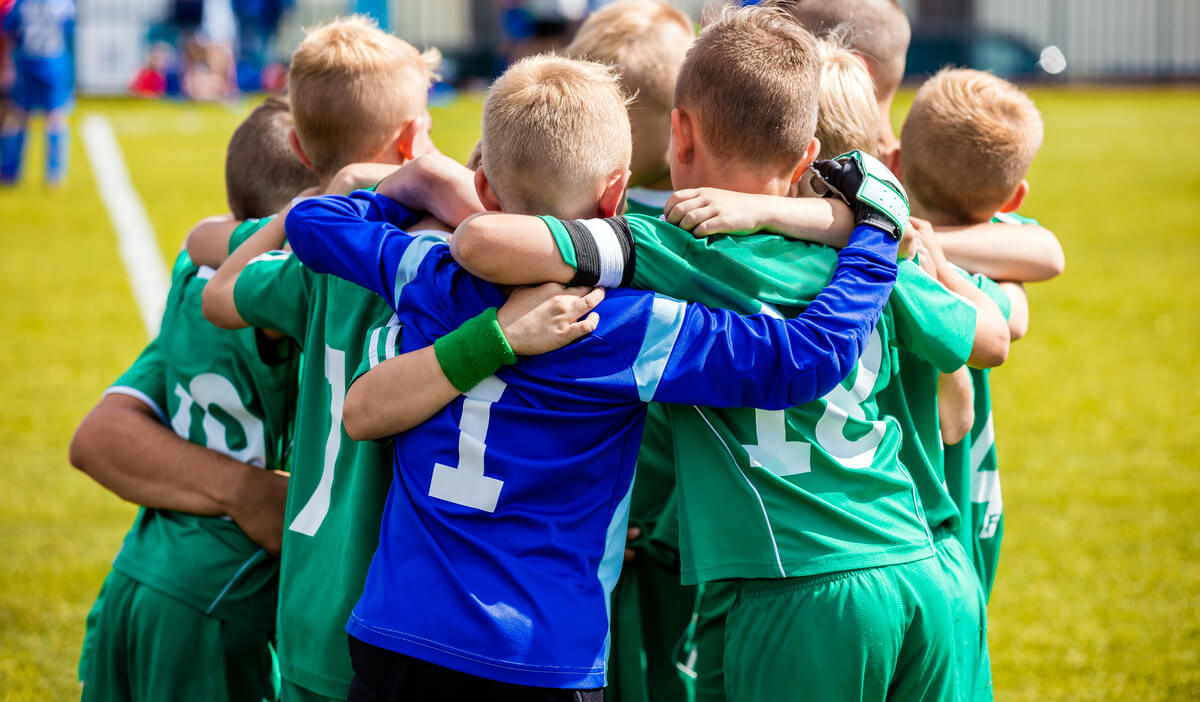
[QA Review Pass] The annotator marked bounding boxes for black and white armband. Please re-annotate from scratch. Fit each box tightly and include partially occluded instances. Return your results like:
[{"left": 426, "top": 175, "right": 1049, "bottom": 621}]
[{"left": 556, "top": 217, "right": 636, "bottom": 288}]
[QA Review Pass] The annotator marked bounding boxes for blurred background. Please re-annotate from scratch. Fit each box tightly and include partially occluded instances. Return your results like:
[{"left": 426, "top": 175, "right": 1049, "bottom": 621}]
[
  {"left": 64, "top": 0, "right": 1200, "bottom": 99},
  {"left": 1, "top": 1, "right": 1198, "bottom": 701}
]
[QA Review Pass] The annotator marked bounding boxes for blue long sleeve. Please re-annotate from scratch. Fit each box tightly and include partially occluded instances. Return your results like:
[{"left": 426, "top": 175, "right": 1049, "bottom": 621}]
[
  {"left": 647, "top": 224, "right": 898, "bottom": 409},
  {"left": 286, "top": 191, "right": 420, "bottom": 301}
]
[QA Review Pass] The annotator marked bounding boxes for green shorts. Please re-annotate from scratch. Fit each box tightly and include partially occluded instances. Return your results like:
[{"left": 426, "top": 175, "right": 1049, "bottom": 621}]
[
  {"left": 79, "top": 570, "right": 279, "bottom": 702},
  {"left": 280, "top": 677, "right": 343, "bottom": 702},
  {"left": 933, "top": 528, "right": 993, "bottom": 702},
  {"left": 723, "top": 556, "right": 957, "bottom": 702}
]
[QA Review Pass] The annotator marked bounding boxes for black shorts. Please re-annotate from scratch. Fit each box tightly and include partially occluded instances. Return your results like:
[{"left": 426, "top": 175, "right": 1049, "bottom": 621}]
[{"left": 347, "top": 635, "right": 605, "bottom": 702}]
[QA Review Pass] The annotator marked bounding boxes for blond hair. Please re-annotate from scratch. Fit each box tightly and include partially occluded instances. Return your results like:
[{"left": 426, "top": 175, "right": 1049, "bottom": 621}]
[
  {"left": 566, "top": 1, "right": 694, "bottom": 112},
  {"left": 765, "top": 0, "right": 910, "bottom": 103},
  {"left": 481, "top": 55, "right": 631, "bottom": 215},
  {"left": 287, "top": 16, "right": 440, "bottom": 177},
  {"left": 900, "top": 68, "right": 1043, "bottom": 221},
  {"left": 814, "top": 33, "right": 879, "bottom": 159},
  {"left": 226, "top": 96, "right": 319, "bottom": 219},
  {"left": 675, "top": 5, "right": 820, "bottom": 169}
]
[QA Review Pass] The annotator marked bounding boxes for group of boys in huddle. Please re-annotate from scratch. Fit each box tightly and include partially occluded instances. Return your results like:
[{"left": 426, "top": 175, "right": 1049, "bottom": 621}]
[{"left": 69, "top": 1, "right": 1065, "bottom": 701}]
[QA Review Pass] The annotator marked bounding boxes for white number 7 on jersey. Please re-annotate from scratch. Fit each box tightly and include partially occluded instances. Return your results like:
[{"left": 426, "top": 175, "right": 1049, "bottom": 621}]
[{"left": 429, "top": 376, "right": 506, "bottom": 512}]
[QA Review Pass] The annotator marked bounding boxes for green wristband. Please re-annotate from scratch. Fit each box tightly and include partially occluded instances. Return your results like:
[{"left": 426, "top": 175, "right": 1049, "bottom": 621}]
[{"left": 434, "top": 308, "right": 518, "bottom": 393}]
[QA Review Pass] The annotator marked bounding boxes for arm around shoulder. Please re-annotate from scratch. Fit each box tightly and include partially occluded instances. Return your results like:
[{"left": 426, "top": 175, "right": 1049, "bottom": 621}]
[
  {"left": 936, "top": 222, "right": 1065, "bottom": 282},
  {"left": 450, "top": 213, "right": 576, "bottom": 285}
]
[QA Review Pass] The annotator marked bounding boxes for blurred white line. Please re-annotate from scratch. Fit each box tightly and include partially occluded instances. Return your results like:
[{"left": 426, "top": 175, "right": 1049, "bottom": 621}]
[{"left": 81, "top": 113, "right": 169, "bottom": 337}]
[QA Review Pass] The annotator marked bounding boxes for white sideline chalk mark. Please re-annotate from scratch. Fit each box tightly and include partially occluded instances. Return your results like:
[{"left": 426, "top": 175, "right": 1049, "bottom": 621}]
[{"left": 81, "top": 113, "right": 169, "bottom": 336}]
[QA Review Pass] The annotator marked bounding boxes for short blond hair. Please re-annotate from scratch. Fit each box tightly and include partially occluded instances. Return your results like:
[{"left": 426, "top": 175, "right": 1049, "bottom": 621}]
[
  {"left": 288, "top": 16, "right": 440, "bottom": 177},
  {"left": 814, "top": 33, "right": 879, "bottom": 159},
  {"left": 566, "top": 1, "right": 694, "bottom": 112},
  {"left": 765, "top": 0, "right": 910, "bottom": 103},
  {"left": 675, "top": 5, "right": 820, "bottom": 170},
  {"left": 901, "top": 68, "right": 1043, "bottom": 221},
  {"left": 481, "top": 55, "right": 631, "bottom": 215}
]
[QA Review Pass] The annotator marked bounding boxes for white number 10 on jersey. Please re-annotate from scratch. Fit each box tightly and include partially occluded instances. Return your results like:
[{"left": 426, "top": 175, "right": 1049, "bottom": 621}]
[{"left": 429, "top": 376, "right": 507, "bottom": 513}]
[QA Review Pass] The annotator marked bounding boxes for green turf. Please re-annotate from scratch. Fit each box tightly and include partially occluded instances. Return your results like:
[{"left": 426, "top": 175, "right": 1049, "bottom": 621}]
[{"left": 0, "top": 88, "right": 1197, "bottom": 700}]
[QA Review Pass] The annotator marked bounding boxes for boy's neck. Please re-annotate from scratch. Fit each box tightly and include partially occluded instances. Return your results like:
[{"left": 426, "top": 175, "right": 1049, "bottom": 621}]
[
  {"left": 910, "top": 198, "right": 988, "bottom": 228},
  {"left": 673, "top": 158, "right": 794, "bottom": 198}
]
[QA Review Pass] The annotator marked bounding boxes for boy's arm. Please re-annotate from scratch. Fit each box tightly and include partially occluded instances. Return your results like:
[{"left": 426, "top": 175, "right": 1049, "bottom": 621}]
[
  {"left": 203, "top": 210, "right": 292, "bottom": 329},
  {"left": 344, "top": 284, "right": 605, "bottom": 440},
  {"left": 647, "top": 224, "right": 898, "bottom": 409},
  {"left": 449, "top": 213, "right": 578, "bottom": 286},
  {"left": 914, "top": 218, "right": 1010, "bottom": 368},
  {"left": 938, "top": 368, "right": 975, "bottom": 446},
  {"left": 70, "top": 394, "right": 288, "bottom": 555},
  {"left": 373, "top": 153, "right": 485, "bottom": 229},
  {"left": 184, "top": 215, "right": 241, "bottom": 266},
  {"left": 662, "top": 187, "right": 856, "bottom": 246},
  {"left": 935, "top": 222, "right": 1065, "bottom": 282},
  {"left": 1000, "top": 281, "right": 1029, "bottom": 341}
]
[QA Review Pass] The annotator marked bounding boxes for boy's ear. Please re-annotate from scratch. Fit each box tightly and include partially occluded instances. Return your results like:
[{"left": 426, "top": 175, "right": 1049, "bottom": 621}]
[
  {"left": 889, "top": 146, "right": 904, "bottom": 181},
  {"left": 288, "top": 129, "right": 314, "bottom": 170},
  {"left": 1000, "top": 180, "right": 1030, "bottom": 213},
  {"left": 670, "top": 107, "right": 694, "bottom": 165},
  {"left": 789, "top": 136, "right": 822, "bottom": 185},
  {"left": 597, "top": 169, "right": 632, "bottom": 218},
  {"left": 395, "top": 117, "right": 422, "bottom": 163},
  {"left": 474, "top": 167, "right": 503, "bottom": 212}
]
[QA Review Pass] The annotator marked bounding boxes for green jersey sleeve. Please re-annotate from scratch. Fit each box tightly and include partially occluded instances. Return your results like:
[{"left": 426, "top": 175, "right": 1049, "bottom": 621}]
[
  {"left": 991, "top": 211, "right": 1039, "bottom": 226},
  {"left": 105, "top": 334, "right": 169, "bottom": 423},
  {"left": 229, "top": 216, "right": 275, "bottom": 255},
  {"left": 233, "top": 250, "right": 314, "bottom": 344},
  {"left": 890, "top": 261, "right": 976, "bottom": 373}
]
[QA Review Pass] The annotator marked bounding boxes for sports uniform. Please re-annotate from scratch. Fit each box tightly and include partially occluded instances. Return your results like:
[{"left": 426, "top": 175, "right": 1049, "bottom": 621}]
[
  {"left": 282, "top": 188, "right": 899, "bottom": 696},
  {"left": 1, "top": 0, "right": 74, "bottom": 184},
  {"left": 230, "top": 214, "right": 406, "bottom": 701},
  {"left": 540, "top": 206, "right": 976, "bottom": 701},
  {"left": 874, "top": 269, "right": 1013, "bottom": 702},
  {"left": 612, "top": 188, "right": 739, "bottom": 702},
  {"left": 80, "top": 234, "right": 296, "bottom": 702}
]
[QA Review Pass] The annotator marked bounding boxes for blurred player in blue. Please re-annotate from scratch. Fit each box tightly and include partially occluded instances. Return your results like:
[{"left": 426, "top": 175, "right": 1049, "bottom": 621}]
[{"left": 1, "top": 0, "right": 74, "bottom": 186}]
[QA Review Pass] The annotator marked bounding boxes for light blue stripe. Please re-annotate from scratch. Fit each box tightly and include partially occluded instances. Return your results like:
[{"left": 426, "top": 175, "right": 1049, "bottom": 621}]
[
  {"left": 632, "top": 295, "right": 687, "bottom": 402},
  {"left": 392, "top": 233, "right": 448, "bottom": 309},
  {"left": 598, "top": 477, "right": 636, "bottom": 677},
  {"left": 206, "top": 549, "right": 267, "bottom": 615}
]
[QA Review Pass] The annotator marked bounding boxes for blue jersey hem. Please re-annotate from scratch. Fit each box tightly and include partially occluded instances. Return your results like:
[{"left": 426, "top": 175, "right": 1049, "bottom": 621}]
[{"left": 346, "top": 615, "right": 606, "bottom": 689}]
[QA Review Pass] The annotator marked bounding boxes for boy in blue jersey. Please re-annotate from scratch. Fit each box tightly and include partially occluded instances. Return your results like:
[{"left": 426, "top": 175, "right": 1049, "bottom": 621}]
[
  {"left": 278, "top": 54, "right": 907, "bottom": 700},
  {"left": 1, "top": 0, "right": 73, "bottom": 185}
]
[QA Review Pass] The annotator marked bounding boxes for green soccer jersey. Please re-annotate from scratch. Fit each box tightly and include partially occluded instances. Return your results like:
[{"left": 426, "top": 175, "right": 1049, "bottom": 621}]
[
  {"left": 942, "top": 211, "right": 1036, "bottom": 599},
  {"left": 107, "top": 246, "right": 297, "bottom": 632},
  {"left": 875, "top": 268, "right": 1009, "bottom": 535},
  {"left": 543, "top": 213, "right": 978, "bottom": 584},
  {"left": 233, "top": 244, "right": 396, "bottom": 697}
]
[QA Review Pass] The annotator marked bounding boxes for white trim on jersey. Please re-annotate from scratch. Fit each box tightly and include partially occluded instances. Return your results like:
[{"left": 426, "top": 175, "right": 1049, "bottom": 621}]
[
  {"left": 632, "top": 295, "right": 687, "bottom": 402},
  {"left": 692, "top": 406, "right": 788, "bottom": 578},
  {"left": 103, "top": 386, "right": 169, "bottom": 425},
  {"left": 579, "top": 219, "right": 626, "bottom": 289},
  {"left": 392, "top": 233, "right": 448, "bottom": 309}
]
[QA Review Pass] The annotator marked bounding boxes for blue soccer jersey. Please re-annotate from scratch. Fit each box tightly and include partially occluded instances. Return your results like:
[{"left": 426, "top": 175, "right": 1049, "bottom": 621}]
[
  {"left": 285, "top": 191, "right": 900, "bottom": 689},
  {"left": 4, "top": 0, "right": 74, "bottom": 110}
]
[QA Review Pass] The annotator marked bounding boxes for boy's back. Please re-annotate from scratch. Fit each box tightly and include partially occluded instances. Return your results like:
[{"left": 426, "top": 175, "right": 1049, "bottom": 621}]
[{"left": 81, "top": 244, "right": 295, "bottom": 702}]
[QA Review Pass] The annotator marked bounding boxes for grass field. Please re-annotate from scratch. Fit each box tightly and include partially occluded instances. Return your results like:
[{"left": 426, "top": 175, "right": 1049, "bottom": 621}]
[{"left": 1, "top": 87, "right": 1198, "bottom": 700}]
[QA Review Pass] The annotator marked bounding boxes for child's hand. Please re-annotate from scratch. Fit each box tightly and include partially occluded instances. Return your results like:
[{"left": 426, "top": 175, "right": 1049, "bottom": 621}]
[
  {"left": 664, "top": 188, "right": 772, "bottom": 237},
  {"left": 497, "top": 283, "right": 605, "bottom": 355},
  {"left": 909, "top": 216, "right": 950, "bottom": 277},
  {"left": 326, "top": 162, "right": 401, "bottom": 196}
]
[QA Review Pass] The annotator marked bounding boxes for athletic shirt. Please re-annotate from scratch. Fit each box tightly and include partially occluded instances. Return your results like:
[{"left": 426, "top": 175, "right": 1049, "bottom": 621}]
[
  {"left": 544, "top": 213, "right": 979, "bottom": 584},
  {"left": 231, "top": 217, "right": 399, "bottom": 697},
  {"left": 106, "top": 240, "right": 296, "bottom": 631},
  {"left": 4, "top": 0, "right": 73, "bottom": 80},
  {"left": 942, "top": 208, "right": 1037, "bottom": 599},
  {"left": 284, "top": 190, "right": 900, "bottom": 689}
]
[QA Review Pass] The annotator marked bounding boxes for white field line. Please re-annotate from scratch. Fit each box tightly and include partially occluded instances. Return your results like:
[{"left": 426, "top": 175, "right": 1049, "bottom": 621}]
[{"left": 81, "top": 113, "right": 169, "bottom": 337}]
